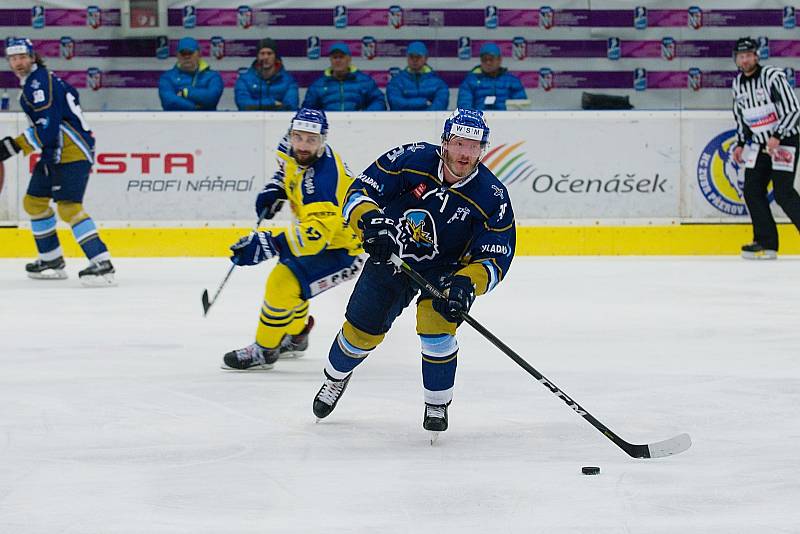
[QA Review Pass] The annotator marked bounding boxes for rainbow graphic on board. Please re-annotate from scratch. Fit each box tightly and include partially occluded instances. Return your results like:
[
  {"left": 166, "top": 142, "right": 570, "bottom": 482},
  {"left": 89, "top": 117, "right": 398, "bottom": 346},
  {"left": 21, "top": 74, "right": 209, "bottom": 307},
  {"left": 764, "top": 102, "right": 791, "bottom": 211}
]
[{"left": 483, "top": 141, "right": 535, "bottom": 185}]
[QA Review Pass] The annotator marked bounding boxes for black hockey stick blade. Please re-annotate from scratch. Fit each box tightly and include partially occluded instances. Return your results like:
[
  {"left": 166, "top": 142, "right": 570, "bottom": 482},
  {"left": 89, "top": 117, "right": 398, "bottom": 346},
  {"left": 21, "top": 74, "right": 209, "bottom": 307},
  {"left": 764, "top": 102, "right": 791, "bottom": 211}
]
[
  {"left": 389, "top": 254, "right": 692, "bottom": 459},
  {"left": 201, "top": 289, "right": 212, "bottom": 316}
]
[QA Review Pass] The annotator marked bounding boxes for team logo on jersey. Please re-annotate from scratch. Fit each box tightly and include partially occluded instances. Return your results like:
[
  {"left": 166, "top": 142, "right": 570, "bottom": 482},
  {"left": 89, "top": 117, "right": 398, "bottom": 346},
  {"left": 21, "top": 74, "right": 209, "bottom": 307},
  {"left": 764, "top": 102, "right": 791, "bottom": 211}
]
[
  {"left": 697, "top": 130, "right": 773, "bottom": 215},
  {"left": 399, "top": 209, "right": 438, "bottom": 261}
]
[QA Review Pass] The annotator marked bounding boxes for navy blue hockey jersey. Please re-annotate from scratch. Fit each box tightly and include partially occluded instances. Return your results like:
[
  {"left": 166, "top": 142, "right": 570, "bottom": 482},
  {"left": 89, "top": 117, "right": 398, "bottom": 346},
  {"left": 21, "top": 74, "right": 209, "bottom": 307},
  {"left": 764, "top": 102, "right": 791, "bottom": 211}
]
[{"left": 343, "top": 142, "right": 515, "bottom": 294}]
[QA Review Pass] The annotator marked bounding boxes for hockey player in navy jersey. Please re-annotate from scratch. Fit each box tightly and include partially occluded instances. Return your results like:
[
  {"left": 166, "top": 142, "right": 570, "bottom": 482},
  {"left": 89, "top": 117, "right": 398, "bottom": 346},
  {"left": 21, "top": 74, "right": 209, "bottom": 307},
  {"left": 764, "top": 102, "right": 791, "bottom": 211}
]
[
  {"left": 0, "top": 38, "right": 114, "bottom": 285},
  {"left": 312, "top": 109, "right": 516, "bottom": 436}
]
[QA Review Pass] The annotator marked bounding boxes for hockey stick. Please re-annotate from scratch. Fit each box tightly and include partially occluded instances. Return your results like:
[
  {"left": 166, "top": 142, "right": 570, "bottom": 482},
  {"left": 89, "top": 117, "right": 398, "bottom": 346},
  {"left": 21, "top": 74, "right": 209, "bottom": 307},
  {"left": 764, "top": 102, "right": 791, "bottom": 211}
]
[
  {"left": 389, "top": 254, "right": 691, "bottom": 459},
  {"left": 201, "top": 205, "right": 278, "bottom": 316}
]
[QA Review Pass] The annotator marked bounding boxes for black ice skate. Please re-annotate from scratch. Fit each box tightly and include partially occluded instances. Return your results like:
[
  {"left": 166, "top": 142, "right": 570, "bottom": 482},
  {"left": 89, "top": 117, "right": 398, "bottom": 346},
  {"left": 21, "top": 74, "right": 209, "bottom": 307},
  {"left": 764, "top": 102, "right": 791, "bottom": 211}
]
[
  {"left": 424, "top": 402, "right": 450, "bottom": 444},
  {"left": 741, "top": 242, "right": 777, "bottom": 260},
  {"left": 279, "top": 316, "right": 315, "bottom": 359},
  {"left": 25, "top": 257, "right": 67, "bottom": 280},
  {"left": 222, "top": 342, "right": 280, "bottom": 371},
  {"left": 78, "top": 260, "right": 116, "bottom": 286},
  {"left": 313, "top": 370, "right": 351, "bottom": 420}
]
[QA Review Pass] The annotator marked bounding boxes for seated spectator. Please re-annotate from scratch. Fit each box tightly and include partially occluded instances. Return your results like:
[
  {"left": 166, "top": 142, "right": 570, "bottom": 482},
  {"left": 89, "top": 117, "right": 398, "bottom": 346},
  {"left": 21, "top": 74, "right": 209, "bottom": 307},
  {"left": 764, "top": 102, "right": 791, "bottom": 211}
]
[
  {"left": 159, "top": 37, "right": 223, "bottom": 111},
  {"left": 235, "top": 38, "right": 298, "bottom": 111},
  {"left": 386, "top": 41, "right": 448, "bottom": 111},
  {"left": 302, "top": 42, "right": 386, "bottom": 111},
  {"left": 457, "top": 42, "right": 526, "bottom": 111}
]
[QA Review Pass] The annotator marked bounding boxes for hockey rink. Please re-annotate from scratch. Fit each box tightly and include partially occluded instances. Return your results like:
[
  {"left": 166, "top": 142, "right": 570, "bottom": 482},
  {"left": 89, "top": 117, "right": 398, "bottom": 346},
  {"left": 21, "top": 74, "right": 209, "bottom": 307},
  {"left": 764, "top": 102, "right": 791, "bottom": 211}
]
[{"left": 1, "top": 256, "right": 798, "bottom": 533}]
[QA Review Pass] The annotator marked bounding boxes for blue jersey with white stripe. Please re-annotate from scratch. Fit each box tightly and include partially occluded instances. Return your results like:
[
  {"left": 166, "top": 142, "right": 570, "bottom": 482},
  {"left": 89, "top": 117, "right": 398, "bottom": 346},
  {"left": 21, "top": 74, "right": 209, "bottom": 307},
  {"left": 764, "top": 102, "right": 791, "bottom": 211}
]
[
  {"left": 18, "top": 64, "right": 94, "bottom": 165},
  {"left": 345, "top": 142, "right": 515, "bottom": 292}
]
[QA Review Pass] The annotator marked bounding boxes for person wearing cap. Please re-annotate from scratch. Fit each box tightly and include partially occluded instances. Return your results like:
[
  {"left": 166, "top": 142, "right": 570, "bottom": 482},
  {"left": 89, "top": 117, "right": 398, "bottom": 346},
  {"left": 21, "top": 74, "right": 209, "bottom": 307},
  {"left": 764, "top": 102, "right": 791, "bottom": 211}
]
[
  {"left": 158, "top": 37, "right": 224, "bottom": 111},
  {"left": 0, "top": 38, "right": 115, "bottom": 285},
  {"left": 386, "top": 41, "right": 448, "bottom": 111},
  {"left": 302, "top": 42, "right": 386, "bottom": 111},
  {"left": 731, "top": 36, "right": 800, "bottom": 259},
  {"left": 234, "top": 38, "right": 298, "bottom": 111},
  {"left": 457, "top": 42, "right": 526, "bottom": 111}
]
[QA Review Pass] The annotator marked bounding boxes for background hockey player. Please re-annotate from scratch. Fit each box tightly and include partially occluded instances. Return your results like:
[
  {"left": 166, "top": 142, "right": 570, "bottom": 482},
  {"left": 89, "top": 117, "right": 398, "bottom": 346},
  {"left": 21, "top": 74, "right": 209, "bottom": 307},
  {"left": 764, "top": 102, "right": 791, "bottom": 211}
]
[
  {"left": 223, "top": 108, "right": 364, "bottom": 370},
  {"left": 312, "top": 109, "right": 516, "bottom": 436},
  {"left": 731, "top": 37, "right": 800, "bottom": 259},
  {"left": 0, "top": 38, "right": 114, "bottom": 285}
]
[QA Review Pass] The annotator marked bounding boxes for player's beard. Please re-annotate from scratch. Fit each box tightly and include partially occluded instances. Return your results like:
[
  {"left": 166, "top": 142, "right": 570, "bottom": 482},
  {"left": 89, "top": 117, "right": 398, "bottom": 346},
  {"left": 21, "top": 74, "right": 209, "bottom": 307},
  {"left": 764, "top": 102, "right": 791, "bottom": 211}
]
[
  {"left": 294, "top": 150, "right": 317, "bottom": 166},
  {"left": 443, "top": 148, "right": 479, "bottom": 180}
]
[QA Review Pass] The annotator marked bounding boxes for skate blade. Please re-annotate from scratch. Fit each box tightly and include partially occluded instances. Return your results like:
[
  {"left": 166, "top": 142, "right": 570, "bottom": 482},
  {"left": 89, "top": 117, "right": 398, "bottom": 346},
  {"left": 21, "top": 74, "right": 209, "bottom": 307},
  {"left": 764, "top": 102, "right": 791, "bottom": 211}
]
[
  {"left": 79, "top": 273, "right": 117, "bottom": 287},
  {"left": 220, "top": 363, "right": 275, "bottom": 372},
  {"left": 741, "top": 250, "right": 777, "bottom": 260},
  {"left": 278, "top": 350, "right": 305, "bottom": 360},
  {"left": 429, "top": 431, "right": 441, "bottom": 445},
  {"left": 27, "top": 269, "right": 67, "bottom": 280}
]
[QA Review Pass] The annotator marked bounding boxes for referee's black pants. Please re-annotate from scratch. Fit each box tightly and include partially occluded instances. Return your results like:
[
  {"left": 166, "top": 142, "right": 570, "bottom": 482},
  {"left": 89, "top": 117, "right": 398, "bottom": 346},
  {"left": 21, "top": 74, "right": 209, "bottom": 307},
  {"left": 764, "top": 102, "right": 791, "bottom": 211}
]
[{"left": 742, "top": 134, "right": 800, "bottom": 251}]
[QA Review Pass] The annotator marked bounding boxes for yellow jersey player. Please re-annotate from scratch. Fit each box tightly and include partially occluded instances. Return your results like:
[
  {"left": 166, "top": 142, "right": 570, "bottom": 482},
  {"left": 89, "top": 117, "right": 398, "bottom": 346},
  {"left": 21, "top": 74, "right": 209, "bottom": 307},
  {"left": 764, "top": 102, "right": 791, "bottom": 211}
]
[{"left": 223, "top": 108, "right": 363, "bottom": 370}]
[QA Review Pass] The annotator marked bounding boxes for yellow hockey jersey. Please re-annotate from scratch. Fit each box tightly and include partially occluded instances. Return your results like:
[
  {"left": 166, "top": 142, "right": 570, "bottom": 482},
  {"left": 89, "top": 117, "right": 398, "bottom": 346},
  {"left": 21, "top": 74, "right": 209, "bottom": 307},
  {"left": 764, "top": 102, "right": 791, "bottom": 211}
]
[{"left": 271, "top": 140, "right": 362, "bottom": 258}]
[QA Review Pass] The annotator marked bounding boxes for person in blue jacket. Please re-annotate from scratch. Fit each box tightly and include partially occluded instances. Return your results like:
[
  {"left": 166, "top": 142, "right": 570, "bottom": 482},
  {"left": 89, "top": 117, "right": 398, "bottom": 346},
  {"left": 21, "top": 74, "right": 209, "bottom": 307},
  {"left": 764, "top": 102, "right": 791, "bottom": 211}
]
[
  {"left": 159, "top": 37, "right": 223, "bottom": 111},
  {"left": 457, "top": 42, "right": 527, "bottom": 111},
  {"left": 386, "top": 41, "right": 448, "bottom": 111},
  {"left": 302, "top": 42, "right": 386, "bottom": 111},
  {"left": 235, "top": 38, "right": 298, "bottom": 111}
]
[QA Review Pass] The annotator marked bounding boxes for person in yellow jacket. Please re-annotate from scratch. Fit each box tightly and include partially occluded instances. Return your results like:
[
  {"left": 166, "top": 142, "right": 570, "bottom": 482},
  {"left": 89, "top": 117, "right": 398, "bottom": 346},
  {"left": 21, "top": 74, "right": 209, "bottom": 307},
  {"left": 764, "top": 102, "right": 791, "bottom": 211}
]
[{"left": 223, "top": 108, "right": 363, "bottom": 370}]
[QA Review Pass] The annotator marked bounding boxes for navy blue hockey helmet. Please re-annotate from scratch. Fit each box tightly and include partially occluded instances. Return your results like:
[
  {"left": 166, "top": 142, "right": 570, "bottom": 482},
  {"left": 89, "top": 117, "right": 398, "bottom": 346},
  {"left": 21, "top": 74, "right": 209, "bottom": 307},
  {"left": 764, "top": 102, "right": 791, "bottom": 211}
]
[
  {"left": 5, "top": 37, "right": 34, "bottom": 57},
  {"left": 291, "top": 108, "right": 329, "bottom": 136},
  {"left": 441, "top": 109, "right": 490, "bottom": 146}
]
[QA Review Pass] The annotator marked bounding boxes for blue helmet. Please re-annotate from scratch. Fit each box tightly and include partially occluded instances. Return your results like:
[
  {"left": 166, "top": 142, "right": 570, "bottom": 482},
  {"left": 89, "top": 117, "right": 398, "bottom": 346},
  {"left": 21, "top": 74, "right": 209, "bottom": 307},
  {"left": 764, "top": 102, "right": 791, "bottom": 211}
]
[
  {"left": 291, "top": 108, "right": 329, "bottom": 136},
  {"left": 441, "top": 108, "right": 490, "bottom": 145},
  {"left": 5, "top": 37, "right": 34, "bottom": 57}
]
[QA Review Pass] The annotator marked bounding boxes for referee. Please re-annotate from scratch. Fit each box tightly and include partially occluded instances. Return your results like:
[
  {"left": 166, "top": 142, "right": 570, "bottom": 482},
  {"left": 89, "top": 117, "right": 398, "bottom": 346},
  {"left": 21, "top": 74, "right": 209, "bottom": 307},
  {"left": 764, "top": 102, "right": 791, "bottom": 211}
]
[{"left": 732, "top": 37, "right": 800, "bottom": 259}]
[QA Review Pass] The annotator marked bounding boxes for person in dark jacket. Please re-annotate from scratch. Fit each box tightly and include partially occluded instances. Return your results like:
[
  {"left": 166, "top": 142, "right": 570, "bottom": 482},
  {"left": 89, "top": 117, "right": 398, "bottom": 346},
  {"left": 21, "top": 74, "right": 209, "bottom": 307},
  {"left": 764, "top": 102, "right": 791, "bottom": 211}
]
[
  {"left": 386, "top": 41, "right": 448, "bottom": 111},
  {"left": 457, "top": 42, "right": 526, "bottom": 111},
  {"left": 235, "top": 38, "right": 298, "bottom": 111},
  {"left": 302, "top": 42, "right": 386, "bottom": 111},
  {"left": 159, "top": 37, "right": 224, "bottom": 111}
]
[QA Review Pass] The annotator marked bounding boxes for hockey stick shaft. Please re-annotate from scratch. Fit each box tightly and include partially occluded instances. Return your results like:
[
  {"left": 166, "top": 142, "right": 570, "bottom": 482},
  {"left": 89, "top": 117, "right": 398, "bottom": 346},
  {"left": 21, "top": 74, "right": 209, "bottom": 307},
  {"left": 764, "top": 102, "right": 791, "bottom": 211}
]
[
  {"left": 389, "top": 254, "right": 689, "bottom": 459},
  {"left": 202, "top": 206, "right": 275, "bottom": 316}
]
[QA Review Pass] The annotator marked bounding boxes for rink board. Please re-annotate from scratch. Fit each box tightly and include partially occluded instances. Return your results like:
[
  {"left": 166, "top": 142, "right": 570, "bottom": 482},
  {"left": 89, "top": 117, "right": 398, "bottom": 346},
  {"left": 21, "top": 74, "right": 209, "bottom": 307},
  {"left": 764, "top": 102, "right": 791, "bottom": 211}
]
[{"left": 2, "top": 224, "right": 799, "bottom": 256}]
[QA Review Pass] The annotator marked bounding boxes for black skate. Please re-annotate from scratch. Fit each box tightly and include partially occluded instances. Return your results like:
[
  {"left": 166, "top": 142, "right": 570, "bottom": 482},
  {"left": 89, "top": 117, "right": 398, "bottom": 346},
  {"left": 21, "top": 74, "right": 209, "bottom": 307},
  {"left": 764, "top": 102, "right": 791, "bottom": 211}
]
[
  {"left": 424, "top": 402, "right": 450, "bottom": 444},
  {"left": 78, "top": 260, "right": 116, "bottom": 286},
  {"left": 222, "top": 342, "right": 280, "bottom": 371},
  {"left": 741, "top": 242, "right": 777, "bottom": 260},
  {"left": 25, "top": 257, "right": 67, "bottom": 280},
  {"left": 279, "top": 316, "right": 315, "bottom": 359},
  {"left": 313, "top": 370, "right": 351, "bottom": 419}
]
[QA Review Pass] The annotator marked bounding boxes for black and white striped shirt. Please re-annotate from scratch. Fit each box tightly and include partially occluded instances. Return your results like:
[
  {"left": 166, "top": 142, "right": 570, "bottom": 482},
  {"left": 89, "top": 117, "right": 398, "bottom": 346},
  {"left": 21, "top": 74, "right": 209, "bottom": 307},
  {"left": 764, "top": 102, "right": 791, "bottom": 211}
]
[{"left": 732, "top": 64, "right": 800, "bottom": 146}]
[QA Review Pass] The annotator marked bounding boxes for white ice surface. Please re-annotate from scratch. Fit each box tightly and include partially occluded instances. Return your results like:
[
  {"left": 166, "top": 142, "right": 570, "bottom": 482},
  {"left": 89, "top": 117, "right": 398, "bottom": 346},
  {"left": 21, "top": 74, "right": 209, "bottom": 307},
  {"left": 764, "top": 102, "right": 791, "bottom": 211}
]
[{"left": 1, "top": 257, "right": 799, "bottom": 534}]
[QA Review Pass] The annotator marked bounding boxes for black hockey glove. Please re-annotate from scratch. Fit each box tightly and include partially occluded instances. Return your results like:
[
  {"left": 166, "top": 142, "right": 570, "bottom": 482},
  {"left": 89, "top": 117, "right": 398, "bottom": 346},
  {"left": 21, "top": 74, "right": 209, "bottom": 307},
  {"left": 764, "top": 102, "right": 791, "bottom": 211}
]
[
  {"left": 255, "top": 180, "right": 287, "bottom": 219},
  {"left": 230, "top": 231, "right": 279, "bottom": 266},
  {"left": 361, "top": 212, "right": 400, "bottom": 264},
  {"left": 432, "top": 275, "right": 476, "bottom": 323},
  {"left": 0, "top": 136, "right": 21, "bottom": 162}
]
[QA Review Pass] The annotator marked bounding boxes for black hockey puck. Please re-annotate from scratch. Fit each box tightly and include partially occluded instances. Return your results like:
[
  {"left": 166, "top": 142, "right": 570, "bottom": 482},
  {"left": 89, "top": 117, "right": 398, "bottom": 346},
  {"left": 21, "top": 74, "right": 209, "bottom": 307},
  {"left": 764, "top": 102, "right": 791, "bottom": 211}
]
[{"left": 581, "top": 466, "right": 600, "bottom": 475}]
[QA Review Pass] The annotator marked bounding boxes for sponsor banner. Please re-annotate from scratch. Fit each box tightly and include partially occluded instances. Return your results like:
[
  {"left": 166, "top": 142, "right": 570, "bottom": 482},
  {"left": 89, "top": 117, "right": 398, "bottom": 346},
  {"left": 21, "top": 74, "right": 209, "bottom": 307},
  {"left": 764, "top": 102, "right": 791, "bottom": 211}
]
[
  {"left": 1, "top": 7, "right": 794, "bottom": 29},
  {"left": 681, "top": 117, "right": 788, "bottom": 220},
  {"left": 1, "top": 111, "right": 792, "bottom": 225},
  {"left": 0, "top": 8, "right": 121, "bottom": 27},
  {"left": 15, "top": 38, "right": 800, "bottom": 60},
  {"left": 485, "top": 114, "right": 679, "bottom": 218}
]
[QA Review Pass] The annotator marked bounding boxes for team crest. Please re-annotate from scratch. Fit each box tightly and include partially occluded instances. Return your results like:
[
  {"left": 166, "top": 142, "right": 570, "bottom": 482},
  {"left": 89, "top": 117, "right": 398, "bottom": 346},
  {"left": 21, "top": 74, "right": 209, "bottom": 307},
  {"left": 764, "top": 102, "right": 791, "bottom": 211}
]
[{"left": 399, "top": 209, "right": 439, "bottom": 261}]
